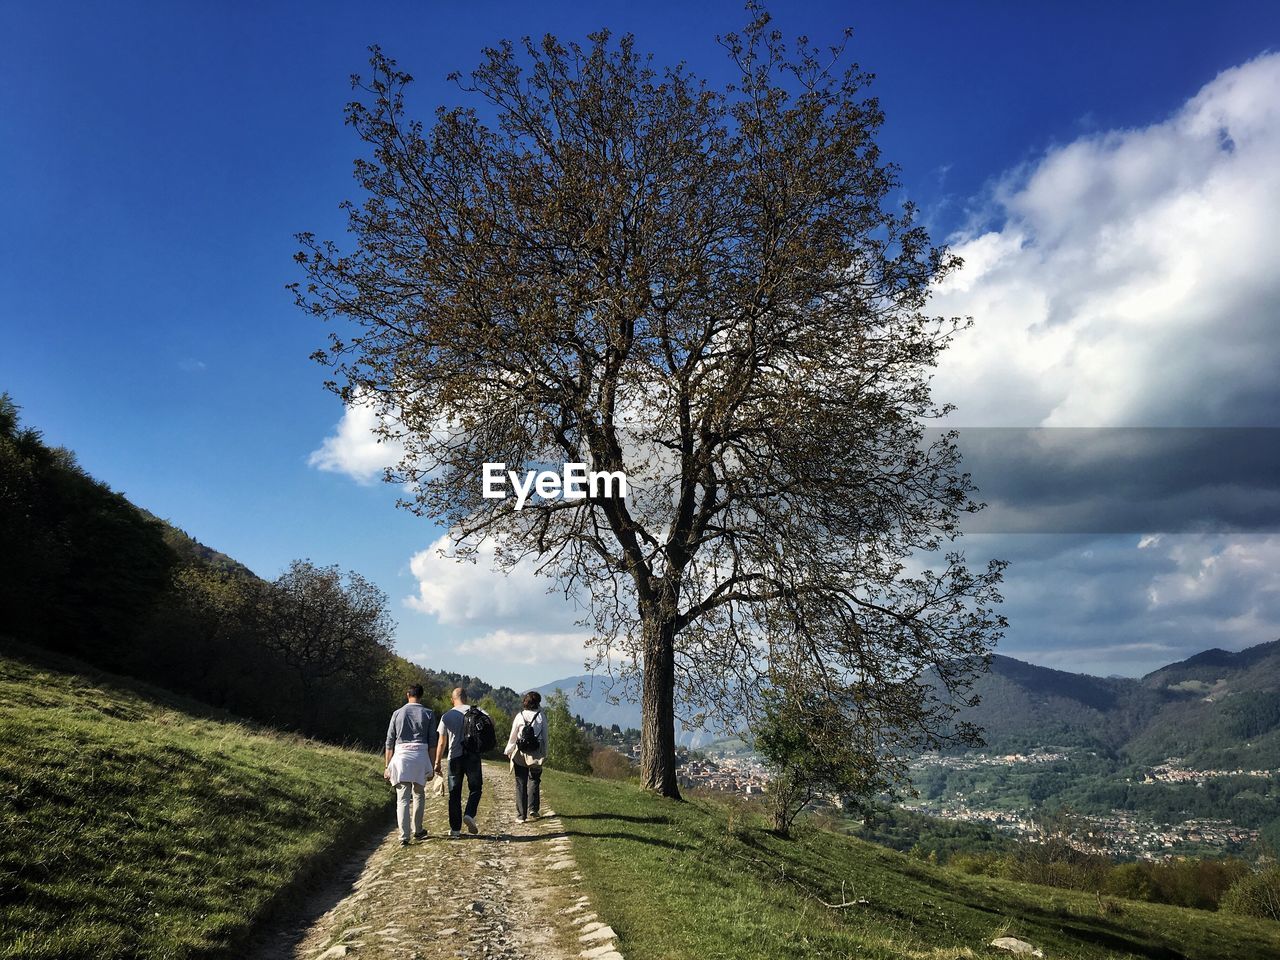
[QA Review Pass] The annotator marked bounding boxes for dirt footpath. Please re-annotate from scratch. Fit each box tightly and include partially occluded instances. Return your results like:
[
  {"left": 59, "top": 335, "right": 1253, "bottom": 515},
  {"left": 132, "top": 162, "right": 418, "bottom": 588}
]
[{"left": 249, "top": 762, "right": 622, "bottom": 960}]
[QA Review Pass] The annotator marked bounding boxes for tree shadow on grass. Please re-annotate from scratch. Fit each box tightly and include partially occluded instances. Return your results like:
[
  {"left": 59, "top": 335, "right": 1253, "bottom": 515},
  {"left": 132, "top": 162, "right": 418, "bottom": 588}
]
[
  {"left": 490, "top": 831, "right": 570, "bottom": 843},
  {"left": 558, "top": 812, "right": 673, "bottom": 825},
  {"left": 560, "top": 828, "right": 693, "bottom": 852},
  {"left": 733, "top": 830, "right": 1204, "bottom": 960}
]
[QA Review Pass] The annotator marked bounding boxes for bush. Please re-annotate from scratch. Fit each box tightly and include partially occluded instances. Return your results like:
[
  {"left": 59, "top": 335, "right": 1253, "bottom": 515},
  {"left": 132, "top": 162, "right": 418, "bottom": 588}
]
[
  {"left": 543, "top": 689, "right": 592, "bottom": 774},
  {"left": 590, "top": 746, "right": 636, "bottom": 780},
  {"left": 1221, "top": 867, "right": 1280, "bottom": 922},
  {"left": 1104, "top": 862, "right": 1155, "bottom": 902},
  {"left": 950, "top": 852, "right": 1005, "bottom": 877}
]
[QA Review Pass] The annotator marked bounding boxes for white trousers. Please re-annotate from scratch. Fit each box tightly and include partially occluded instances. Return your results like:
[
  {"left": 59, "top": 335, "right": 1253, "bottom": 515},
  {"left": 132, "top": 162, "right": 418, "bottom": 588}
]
[{"left": 396, "top": 780, "right": 426, "bottom": 840}]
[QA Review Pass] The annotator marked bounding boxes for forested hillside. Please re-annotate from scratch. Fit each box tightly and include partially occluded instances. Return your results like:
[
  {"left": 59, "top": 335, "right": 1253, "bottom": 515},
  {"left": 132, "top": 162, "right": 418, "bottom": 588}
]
[
  {"left": 0, "top": 393, "right": 517, "bottom": 745},
  {"left": 955, "top": 644, "right": 1280, "bottom": 767}
]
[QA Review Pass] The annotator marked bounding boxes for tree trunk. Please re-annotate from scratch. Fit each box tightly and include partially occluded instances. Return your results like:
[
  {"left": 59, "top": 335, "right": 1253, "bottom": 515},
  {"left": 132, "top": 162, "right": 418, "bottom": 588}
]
[{"left": 639, "top": 611, "right": 681, "bottom": 799}]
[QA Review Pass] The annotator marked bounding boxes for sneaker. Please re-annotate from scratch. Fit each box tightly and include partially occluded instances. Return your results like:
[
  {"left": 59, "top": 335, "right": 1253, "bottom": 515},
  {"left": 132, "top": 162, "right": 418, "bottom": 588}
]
[
  {"left": 517, "top": 816, "right": 526, "bottom": 823},
  {"left": 413, "top": 830, "right": 428, "bottom": 841},
  {"left": 449, "top": 829, "right": 462, "bottom": 839},
  {"left": 528, "top": 810, "right": 540, "bottom": 819},
  {"left": 400, "top": 838, "right": 410, "bottom": 847},
  {"left": 463, "top": 814, "right": 479, "bottom": 834}
]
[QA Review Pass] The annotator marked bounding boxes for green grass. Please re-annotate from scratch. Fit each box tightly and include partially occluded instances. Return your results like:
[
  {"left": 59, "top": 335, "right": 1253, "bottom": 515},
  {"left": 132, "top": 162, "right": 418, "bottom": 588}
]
[
  {"left": 0, "top": 645, "right": 391, "bottom": 959},
  {"left": 546, "top": 771, "right": 1280, "bottom": 960}
]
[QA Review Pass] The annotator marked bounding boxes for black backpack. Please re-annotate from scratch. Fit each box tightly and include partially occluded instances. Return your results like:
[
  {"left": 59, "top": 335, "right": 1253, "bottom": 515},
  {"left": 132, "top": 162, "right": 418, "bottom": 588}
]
[
  {"left": 461, "top": 708, "right": 497, "bottom": 755},
  {"left": 515, "top": 711, "right": 542, "bottom": 753}
]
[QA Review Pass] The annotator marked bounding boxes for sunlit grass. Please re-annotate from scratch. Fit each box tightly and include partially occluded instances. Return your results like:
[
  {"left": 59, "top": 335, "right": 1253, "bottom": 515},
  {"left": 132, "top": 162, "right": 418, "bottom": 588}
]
[
  {"left": 546, "top": 770, "right": 1280, "bottom": 960},
  {"left": 0, "top": 646, "right": 390, "bottom": 959}
]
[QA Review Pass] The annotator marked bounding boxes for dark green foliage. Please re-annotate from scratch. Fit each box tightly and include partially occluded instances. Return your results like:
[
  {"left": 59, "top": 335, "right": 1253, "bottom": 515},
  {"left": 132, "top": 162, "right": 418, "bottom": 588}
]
[
  {"left": 422, "top": 670, "right": 520, "bottom": 717},
  {"left": 912, "top": 840, "right": 1252, "bottom": 912},
  {"left": 544, "top": 689, "right": 593, "bottom": 774},
  {"left": 477, "top": 695, "right": 512, "bottom": 760},
  {"left": 0, "top": 394, "right": 176, "bottom": 663},
  {"left": 851, "top": 804, "right": 1021, "bottom": 861},
  {"left": 951, "top": 644, "right": 1280, "bottom": 768},
  {"left": 0, "top": 392, "right": 467, "bottom": 748},
  {"left": 756, "top": 684, "right": 898, "bottom": 836}
]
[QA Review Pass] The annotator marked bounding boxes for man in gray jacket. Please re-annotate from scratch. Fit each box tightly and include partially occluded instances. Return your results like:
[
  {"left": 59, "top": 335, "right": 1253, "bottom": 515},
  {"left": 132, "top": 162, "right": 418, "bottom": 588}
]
[{"left": 383, "top": 684, "right": 438, "bottom": 846}]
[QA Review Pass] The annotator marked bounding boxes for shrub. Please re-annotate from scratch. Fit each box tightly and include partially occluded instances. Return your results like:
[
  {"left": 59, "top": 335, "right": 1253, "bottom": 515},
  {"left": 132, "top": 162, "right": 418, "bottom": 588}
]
[
  {"left": 1104, "top": 862, "right": 1155, "bottom": 902},
  {"left": 951, "top": 852, "right": 1004, "bottom": 877},
  {"left": 1220, "top": 866, "right": 1280, "bottom": 922},
  {"left": 590, "top": 746, "right": 636, "bottom": 780}
]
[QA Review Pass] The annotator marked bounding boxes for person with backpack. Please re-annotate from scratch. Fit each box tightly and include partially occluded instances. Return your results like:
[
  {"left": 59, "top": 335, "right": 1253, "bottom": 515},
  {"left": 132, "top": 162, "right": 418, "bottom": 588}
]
[
  {"left": 503, "top": 691, "right": 547, "bottom": 822},
  {"left": 433, "top": 686, "right": 495, "bottom": 838}
]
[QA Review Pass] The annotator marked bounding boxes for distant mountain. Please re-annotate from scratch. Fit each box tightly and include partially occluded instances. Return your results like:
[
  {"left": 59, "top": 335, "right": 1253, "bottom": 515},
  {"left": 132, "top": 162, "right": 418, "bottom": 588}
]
[
  {"left": 957, "top": 641, "right": 1280, "bottom": 767},
  {"left": 541, "top": 640, "right": 1280, "bottom": 762},
  {"left": 534, "top": 674, "right": 723, "bottom": 747}
]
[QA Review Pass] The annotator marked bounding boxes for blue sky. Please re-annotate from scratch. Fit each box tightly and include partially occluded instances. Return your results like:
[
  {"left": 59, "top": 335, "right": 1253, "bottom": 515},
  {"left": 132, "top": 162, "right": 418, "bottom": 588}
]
[{"left": 3, "top": 2, "right": 1279, "bottom": 688}]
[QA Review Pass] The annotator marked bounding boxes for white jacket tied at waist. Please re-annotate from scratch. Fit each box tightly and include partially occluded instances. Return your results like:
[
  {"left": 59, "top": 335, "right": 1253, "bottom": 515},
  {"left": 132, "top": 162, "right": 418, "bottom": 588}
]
[{"left": 386, "top": 741, "right": 433, "bottom": 786}]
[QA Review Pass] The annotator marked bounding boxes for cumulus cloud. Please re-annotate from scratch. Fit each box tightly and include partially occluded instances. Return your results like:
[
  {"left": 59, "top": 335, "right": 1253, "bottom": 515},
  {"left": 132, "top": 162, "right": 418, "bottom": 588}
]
[
  {"left": 455, "top": 629, "right": 595, "bottom": 667},
  {"left": 308, "top": 393, "right": 405, "bottom": 484},
  {"left": 983, "top": 532, "right": 1280, "bottom": 676},
  {"left": 406, "top": 534, "right": 587, "bottom": 628},
  {"left": 932, "top": 53, "right": 1280, "bottom": 429},
  {"left": 322, "top": 55, "right": 1280, "bottom": 681},
  {"left": 921, "top": 56, "right": 1280, "bottom": 673}
]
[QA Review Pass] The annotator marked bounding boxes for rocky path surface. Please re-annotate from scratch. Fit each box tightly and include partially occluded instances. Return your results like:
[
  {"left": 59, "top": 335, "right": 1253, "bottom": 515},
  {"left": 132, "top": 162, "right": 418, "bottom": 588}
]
[{"left": 250, "top": 763, "right": 623, "bottom": 960}]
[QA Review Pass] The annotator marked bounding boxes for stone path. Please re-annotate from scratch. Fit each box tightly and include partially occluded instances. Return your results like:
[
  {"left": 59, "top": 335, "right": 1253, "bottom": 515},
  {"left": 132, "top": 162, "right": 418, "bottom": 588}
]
[{"left": 250, "top": 763, "right": 623, "bottom": 960}]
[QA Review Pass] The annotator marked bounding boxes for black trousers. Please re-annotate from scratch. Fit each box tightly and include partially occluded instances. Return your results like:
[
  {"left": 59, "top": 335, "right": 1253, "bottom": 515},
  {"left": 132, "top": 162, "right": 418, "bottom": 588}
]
[
  {"left": 513, "top": 761, "right": 542, "bottom": 817},
  {"left": 447, "top": 753, "right": 483, "bottom": 831}
]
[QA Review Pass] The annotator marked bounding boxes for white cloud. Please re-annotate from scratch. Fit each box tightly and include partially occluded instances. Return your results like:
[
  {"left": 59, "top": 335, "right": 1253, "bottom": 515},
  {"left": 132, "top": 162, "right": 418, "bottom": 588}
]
[
  {"left": 1145, "top": 534, "right": 1280, "bottom": 620},
  {"left": 455, "top": 629, "right": 594, "bottom": 666},
  {"left": 308, "top": 393, "right": 405, "bottom": 484},
  {"left": 404, "top": 534, "right": 600, "bottom": 677},
  {"left": 406, "top": 534, "right": 586, "bottom": 629},
  {"left": 932, "top": 53, "right": 1280, "bottom": 428}
]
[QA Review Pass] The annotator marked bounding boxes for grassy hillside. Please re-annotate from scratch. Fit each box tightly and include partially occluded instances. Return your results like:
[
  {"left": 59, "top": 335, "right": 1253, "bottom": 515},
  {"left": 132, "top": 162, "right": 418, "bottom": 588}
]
[
  {"left": 0, "top": 645, "right": 391, "bottom": 960},
  {"left": 547, "top": 771, "right": 1280, "bottom": 960}
]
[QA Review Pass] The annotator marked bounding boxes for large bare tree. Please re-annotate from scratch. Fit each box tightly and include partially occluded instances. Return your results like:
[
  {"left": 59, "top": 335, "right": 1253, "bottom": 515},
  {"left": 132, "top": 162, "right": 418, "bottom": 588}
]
[{"left": 294, "top": 9, "right": 1005, "bottom": 798}]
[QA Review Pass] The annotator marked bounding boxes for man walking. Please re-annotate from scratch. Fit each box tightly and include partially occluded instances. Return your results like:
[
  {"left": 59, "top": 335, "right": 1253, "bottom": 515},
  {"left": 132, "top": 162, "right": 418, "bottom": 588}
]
[
  {"left": 384, "top": 683, "right": 438, "bottom": 846},
  {"left": 434, "top": 687, "right": 495, "bottom": 838}
]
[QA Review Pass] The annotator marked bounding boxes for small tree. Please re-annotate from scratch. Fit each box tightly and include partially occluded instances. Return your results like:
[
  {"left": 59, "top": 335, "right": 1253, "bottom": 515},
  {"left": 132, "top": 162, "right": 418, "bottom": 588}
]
[
  {"left": 254, "top": 559, "right": 396, "bottom": 724},
  {"left": 544, "top": 689, "right": 593, "bottom": 774},
  {"left": 477, "top": 695, "right": 512, "bottom": 758},
  {"left": 756, "top": 679, "right": 898, "bottom": 836},
  {"left": 1221, "top": 866, "right": 1280, "bottom": 922}
]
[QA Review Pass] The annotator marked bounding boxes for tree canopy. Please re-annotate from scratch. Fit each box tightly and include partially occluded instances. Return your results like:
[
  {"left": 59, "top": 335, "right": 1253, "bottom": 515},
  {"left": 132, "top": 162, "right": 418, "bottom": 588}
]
[{"left": 295, "top": 7, "right": 1005, "bottom": 796}]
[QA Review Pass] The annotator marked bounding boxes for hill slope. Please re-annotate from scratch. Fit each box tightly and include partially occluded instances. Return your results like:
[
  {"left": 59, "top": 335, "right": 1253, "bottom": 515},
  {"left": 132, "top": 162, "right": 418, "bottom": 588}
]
[
  {"left": 540, "top": 639, "right": 1280, "bottom": 761},
  {"left": 0, "top": 645, "right": 391, "bottom": 960},
  {"left": 956, "top": 641, "right": 1280, "bottom": 767},
  {"left": 546, "top": 770, "right": 1280, "bottom": 960}
]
